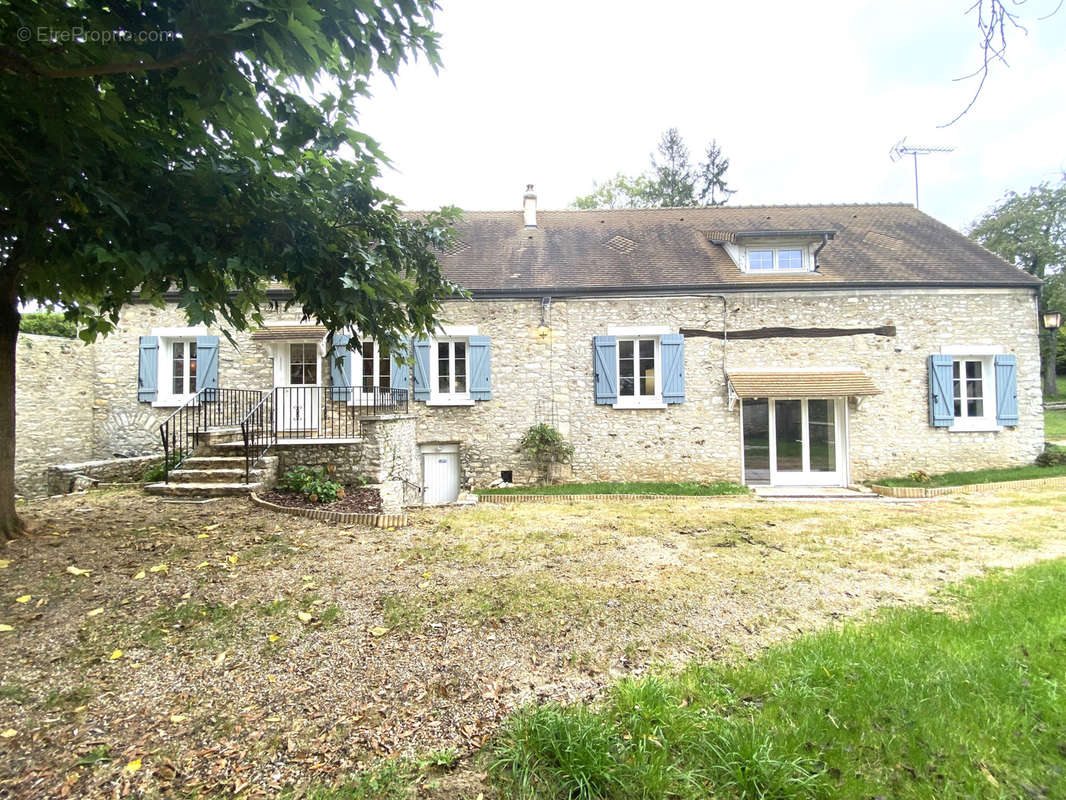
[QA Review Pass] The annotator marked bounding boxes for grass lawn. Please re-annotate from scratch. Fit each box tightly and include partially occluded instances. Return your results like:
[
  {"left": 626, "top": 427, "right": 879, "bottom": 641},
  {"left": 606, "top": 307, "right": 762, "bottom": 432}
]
[
  {"left": 873, "top": 462, "right": 1066, "bottom": 488},
  {"left": 477, "top": 481, "right": 748, "bottom": 496},
  {"left": 1046, "top": 407, "right": 1066, "bottom": 440},
  {"left": 3, "top": 488, "right": 1066, "bottom": 797},
  {"left": 489, "top": 559, "right": 1066, "bottom": 799}
]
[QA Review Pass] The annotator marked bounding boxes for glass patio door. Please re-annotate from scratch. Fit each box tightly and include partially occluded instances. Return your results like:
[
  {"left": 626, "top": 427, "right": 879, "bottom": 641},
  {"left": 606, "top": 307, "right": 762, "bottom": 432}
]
[{"left": 742, "top": 398, "right": 845, "bottom": 486}]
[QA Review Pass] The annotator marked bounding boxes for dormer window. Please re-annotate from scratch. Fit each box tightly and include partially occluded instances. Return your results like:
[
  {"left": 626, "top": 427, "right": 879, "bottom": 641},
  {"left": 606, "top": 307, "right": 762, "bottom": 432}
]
[
  {"left": 710, "top": 229, "right": 835, "bottom": 274},
  {"left": 748, "top": 247, "right": 806, "bottom": 272}
]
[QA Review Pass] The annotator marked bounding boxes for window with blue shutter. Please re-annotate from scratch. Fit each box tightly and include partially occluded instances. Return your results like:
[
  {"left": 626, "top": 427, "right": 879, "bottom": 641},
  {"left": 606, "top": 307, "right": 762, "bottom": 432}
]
[
  {"left": 390, "top": 339, "right": 411, "bottom": 392},
  {"left": 137, "top": 336, "right": 159, "bottom": 402},
  {"left": 994, "top": 354, "right": 1019, "bottom": 426},
  {"left": 329, "top": 334, "right": 352, "bottom": 402},
  {"left": 469, "top": 336, "right": 491, "bottom": 400},
  {"left": 195, "top": 335, "right": 220, "bottom": 401},
  {"left": 412, "top": 337, "right": 431, "bottom": 402},
  {"left": 660, "top": 334, "right": 685, "bottom": 404},
  {"left": 593, "top": 336, "right": 618, "bottom": 404},
  {"left": 928, "top": 354, "right": 954, "bottom": 427}
]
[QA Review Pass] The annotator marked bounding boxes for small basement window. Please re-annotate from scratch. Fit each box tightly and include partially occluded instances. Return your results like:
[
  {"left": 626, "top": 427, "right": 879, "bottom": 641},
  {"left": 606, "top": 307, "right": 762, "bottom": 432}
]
[{"left": 500, "top": 470, "right": 513, "bottom": 483}]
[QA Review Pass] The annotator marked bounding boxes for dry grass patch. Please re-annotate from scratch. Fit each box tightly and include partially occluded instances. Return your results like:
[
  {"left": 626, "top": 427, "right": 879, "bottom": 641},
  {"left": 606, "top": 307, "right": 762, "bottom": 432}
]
[{"left": 1, "top": 488, "right": 1065, "bottom": 798}]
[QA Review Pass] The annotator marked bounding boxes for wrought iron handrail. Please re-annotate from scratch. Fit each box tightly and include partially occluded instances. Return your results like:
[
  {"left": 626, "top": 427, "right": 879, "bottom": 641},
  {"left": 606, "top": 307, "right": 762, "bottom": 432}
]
[
  {"left": 158, "top": 388, "right": 264, "bottom": 483},
  {"left": 239, "top": 385, "right": 409, "bottom": 483},
  {"left": 240, "top": 389, "right": 277, "bottom": 484}
]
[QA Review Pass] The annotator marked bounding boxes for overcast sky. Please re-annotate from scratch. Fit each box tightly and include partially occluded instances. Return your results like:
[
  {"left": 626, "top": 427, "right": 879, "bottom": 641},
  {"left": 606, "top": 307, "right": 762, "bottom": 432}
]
[{"left": 356, "top": 0, "right": 1066, "bottom": 231}]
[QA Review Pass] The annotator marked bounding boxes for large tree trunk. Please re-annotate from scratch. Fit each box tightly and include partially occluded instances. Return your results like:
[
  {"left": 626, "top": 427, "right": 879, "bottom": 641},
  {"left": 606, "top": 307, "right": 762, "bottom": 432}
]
[{"left": 0, "top": 272, "right": 24, "bottom": 541}]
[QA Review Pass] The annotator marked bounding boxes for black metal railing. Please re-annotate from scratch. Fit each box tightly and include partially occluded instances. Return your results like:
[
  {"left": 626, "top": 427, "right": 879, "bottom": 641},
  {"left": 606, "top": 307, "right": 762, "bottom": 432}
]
[
  {"left": 239, "top": 385, "right": 408, "bottom": 483},
  {"left": 159, "top": 388, "right": 264, "bottom": 482}
]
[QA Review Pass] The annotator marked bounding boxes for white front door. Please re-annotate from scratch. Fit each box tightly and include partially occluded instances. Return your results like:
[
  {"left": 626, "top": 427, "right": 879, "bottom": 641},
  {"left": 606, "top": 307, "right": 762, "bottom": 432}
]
[
  {"left": 742, "top": 398, "right": 847, "bottom": 487},
  {"left": 277, "top": 342, "right": 321, "bottom": 433}
]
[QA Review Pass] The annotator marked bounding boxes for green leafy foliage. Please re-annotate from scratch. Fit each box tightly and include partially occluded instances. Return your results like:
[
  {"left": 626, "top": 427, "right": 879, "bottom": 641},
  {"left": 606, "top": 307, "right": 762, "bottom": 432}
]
[
  {"left": 572, "top": 128, "right": 735, "bottom": 209},
  {"left": 18, "top": 312, "right": 76, "bottom": 338},
  {"left": 279, "top": 466, "right": 344, "bottom": 504},
  {"left": 517, "top": 424, "right": 574, "bottom": 484},
  {"left": 142, "top": 450, "right": 186, "bottom": 482},
  {"left": 0, "top": 0, "right": 459, "bottom": 537},
  {"left": 490, "top": 560, "right": 1066, "bottom": 799},
  {"left": 1036, "top": 444, "right": 1066, "bottom": 466}
]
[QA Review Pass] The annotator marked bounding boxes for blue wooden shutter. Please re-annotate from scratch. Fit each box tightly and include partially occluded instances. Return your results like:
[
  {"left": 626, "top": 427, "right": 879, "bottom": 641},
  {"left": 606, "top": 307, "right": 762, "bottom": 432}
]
[
  {"left": 412, "top": 337, "right": 431, "bottom": 402},
  {"left": 137, "top": 336, "right": 159, "bottom": 402},
  {"left": 593, "top": 336, "right": 618, "bottom": 405},
  {"left": 928, "top": 354, "right": 954, "bottom": 427},
  {"left": 195, "top": 335, "right": 219, "bottom": 401},
  {"left": 390, "top": 339, "right": 410, "bottom": 392},
  {"left": 660, "top": 334, "right": 685, "bottom": 404},
  {"left": 329, "top": 334, "right": 352, "bottom": 402},
  {"left": 994, "top": 354, "right": 1019, "bottom": 426},
  {"left": 469, "top": 336, "right": 491, "bottom": 401}
]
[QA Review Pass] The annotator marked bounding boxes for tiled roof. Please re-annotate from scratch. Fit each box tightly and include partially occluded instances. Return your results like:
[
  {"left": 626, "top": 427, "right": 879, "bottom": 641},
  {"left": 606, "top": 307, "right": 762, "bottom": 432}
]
[
  {"left": 728, "top": 370, "right": 882, "bottom": 398},
  {"left": 431, "top": 204, "right": 1038, "bottom": 294}
]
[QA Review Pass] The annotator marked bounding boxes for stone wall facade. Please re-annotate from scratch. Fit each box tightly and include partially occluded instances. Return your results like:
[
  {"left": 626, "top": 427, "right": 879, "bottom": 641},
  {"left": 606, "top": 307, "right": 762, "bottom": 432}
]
[
  {"left": 410, "top": 288, "right": 1044, "bottom": 487},
  {"left": 15, "top": 334, "right": 96, "bottom": 498},
  {"left": 17, "top": 286, "right": 1044, "bottom": 497}
]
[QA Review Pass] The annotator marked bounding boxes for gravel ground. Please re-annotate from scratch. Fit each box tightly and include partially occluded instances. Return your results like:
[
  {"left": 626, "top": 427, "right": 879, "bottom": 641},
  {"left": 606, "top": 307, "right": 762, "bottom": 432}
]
[{"left": 1, "top": 487, "right": 1065, "bottom": 798}]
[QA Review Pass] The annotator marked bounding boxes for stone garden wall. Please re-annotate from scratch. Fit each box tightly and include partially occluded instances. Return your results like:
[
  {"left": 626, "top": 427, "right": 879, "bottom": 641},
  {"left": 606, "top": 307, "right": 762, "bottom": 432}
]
[{"left": 15, "top": 334, "right": 96, "bottom": 498}]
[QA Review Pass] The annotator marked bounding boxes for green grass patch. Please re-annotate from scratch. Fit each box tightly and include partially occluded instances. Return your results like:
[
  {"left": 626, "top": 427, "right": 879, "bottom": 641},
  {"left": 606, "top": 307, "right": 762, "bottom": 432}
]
[
  {"left": 1046, "top": 407, "right": 1066, "bottom": 440},
  {"left": 478, "top": 481, "right": 748, "bottom": 496},
  {"left": 873, "top": 463, "right": 1066, "bottom": 488},
  {"left": 489, "top": 559, "right": 1066, "bottom": 799}
]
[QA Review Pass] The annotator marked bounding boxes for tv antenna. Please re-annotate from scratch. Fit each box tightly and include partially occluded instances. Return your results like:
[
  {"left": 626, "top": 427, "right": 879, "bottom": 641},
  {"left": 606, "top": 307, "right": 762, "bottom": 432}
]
[{"left": 889, "top": 137, "right": 955, "bottom": 209}]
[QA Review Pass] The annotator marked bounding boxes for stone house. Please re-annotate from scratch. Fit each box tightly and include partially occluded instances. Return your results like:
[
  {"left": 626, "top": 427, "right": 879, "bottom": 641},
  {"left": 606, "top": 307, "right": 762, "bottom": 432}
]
[{"left": 16, "top": 191, "right": 1044, "bottom": 503}]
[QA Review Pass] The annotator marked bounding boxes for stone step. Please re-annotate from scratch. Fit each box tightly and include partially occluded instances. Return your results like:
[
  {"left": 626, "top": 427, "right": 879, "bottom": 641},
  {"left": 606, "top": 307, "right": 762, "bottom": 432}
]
[
  {"left": 182, "top": 456, "right": 248, "bottom": 469},
  {"left": 168, "top": 468, "right": 255, "bottom": 483},
  {"left": 145, "top": 482, "right": 263, "bottom": 498},
  {"left": 193, "top": 441, "right": 249, "bottom": 456}
]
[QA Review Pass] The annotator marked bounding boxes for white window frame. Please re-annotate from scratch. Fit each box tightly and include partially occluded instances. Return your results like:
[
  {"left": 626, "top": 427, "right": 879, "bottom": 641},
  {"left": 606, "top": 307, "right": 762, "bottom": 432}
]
[
  {"left": 428, "top": 325, "right": 477, "bottom": 406},
  {"left": 150, "top": 325, "right": 207, "bottom": 407},
  {"left": 745, "top": 246, "right": 809, "bottom": 273},
  {"left": 607, "top": 324, "right": 668, "bottom": 409},
  {"left": 940, "top": 345, "right": 1002, "bottom": 432},
  {"left": 352, "top": 339, "right": 392, "bottom": 393}
]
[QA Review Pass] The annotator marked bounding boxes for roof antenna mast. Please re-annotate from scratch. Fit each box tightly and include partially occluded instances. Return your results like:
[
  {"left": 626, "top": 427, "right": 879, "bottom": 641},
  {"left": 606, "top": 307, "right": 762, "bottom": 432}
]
[{"left": 889, "top": 137, "right": 955, "bottom": 209}]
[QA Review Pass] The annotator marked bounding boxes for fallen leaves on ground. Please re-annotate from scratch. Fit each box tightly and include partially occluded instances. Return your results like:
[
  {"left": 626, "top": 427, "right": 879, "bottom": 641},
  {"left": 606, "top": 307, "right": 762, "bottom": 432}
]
[{"left": 0, "top": 487, "right": 1064, "bottom": 799}]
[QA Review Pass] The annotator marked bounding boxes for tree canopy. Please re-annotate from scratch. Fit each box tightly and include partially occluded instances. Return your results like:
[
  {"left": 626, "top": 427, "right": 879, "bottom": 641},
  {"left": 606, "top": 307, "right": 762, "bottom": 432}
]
[
  {"left": 0, "top": 1, "right": 459, "bottom": 538},
  {"left": 969, "top": 178, "right": 1066, "bottom": 281},
  {"left": 969, "top": 176, "right": 1066, "bottom": 391},
  {"left": 572, "top": 128, "right": 735, "bottom": 210}
]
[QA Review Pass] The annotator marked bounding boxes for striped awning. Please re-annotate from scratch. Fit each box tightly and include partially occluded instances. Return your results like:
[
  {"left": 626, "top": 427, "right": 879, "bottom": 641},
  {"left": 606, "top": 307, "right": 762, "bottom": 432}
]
[
  {"left": 727, "top": 370, "right": 881, "bottom": 398},
  {"left": 250, "top": 325, "right": 328, "bottom": 342}
]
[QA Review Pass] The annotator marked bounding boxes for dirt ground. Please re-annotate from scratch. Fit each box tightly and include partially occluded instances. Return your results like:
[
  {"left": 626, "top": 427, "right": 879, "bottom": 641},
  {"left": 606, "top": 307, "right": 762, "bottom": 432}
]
[{"left": 1, "top": 486, "right": 1065, "bottom": 798}]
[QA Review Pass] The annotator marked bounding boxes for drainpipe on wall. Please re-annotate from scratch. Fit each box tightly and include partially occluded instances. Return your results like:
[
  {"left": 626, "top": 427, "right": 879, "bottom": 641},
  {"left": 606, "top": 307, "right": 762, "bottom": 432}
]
[{"left": 691, "top": 293, "right": 730, "bottom": 398}]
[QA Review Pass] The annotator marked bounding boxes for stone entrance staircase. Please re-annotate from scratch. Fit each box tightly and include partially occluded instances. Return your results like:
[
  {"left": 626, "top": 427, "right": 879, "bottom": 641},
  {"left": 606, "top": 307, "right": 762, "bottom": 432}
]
[{"left": 145, "top": 428, "right": 277, "bottom": 498}]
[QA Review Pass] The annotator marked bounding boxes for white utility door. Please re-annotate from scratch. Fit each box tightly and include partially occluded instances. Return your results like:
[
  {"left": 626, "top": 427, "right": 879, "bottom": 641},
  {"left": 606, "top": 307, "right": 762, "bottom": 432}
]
[
  {"left": 277, "top": 342, "right": 321, "bottom": 433},
  {"left": 422, "top": 444, "right": 460, "bottom": 504}
]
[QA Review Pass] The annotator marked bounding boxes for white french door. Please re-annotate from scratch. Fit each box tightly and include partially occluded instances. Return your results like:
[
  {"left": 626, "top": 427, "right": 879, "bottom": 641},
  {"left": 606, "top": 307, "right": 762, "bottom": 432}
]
[
  {"left": 742, "top": 398, "right": 847, "bottom": 487},
  {"left": 276, "top": 342, "right": 321, "bottom": 433}
]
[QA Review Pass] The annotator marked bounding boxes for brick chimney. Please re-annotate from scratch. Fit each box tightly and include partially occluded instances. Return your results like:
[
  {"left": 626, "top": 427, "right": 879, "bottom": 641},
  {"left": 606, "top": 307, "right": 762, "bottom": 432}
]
[{"left": 523, "top": 184, "right": 537, "bottom": 228}]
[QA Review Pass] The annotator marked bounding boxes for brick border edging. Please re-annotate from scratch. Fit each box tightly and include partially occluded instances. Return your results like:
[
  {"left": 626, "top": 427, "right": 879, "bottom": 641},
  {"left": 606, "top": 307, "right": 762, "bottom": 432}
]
[
  {"left": 870, "top": 475, "right": 1066, "bottom": 498},
  {"left": 249, "top": 492, "right": 408, "bottom": 528},
  {"left": 476, "top": 492, "right": 749, "bottom": 504}
]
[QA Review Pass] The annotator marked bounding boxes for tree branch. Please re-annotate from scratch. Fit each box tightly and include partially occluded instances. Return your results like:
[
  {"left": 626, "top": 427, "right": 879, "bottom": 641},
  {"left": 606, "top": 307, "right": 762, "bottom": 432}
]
[{"left": 0, "top": 43, "right": 215, "bottom": 79}]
